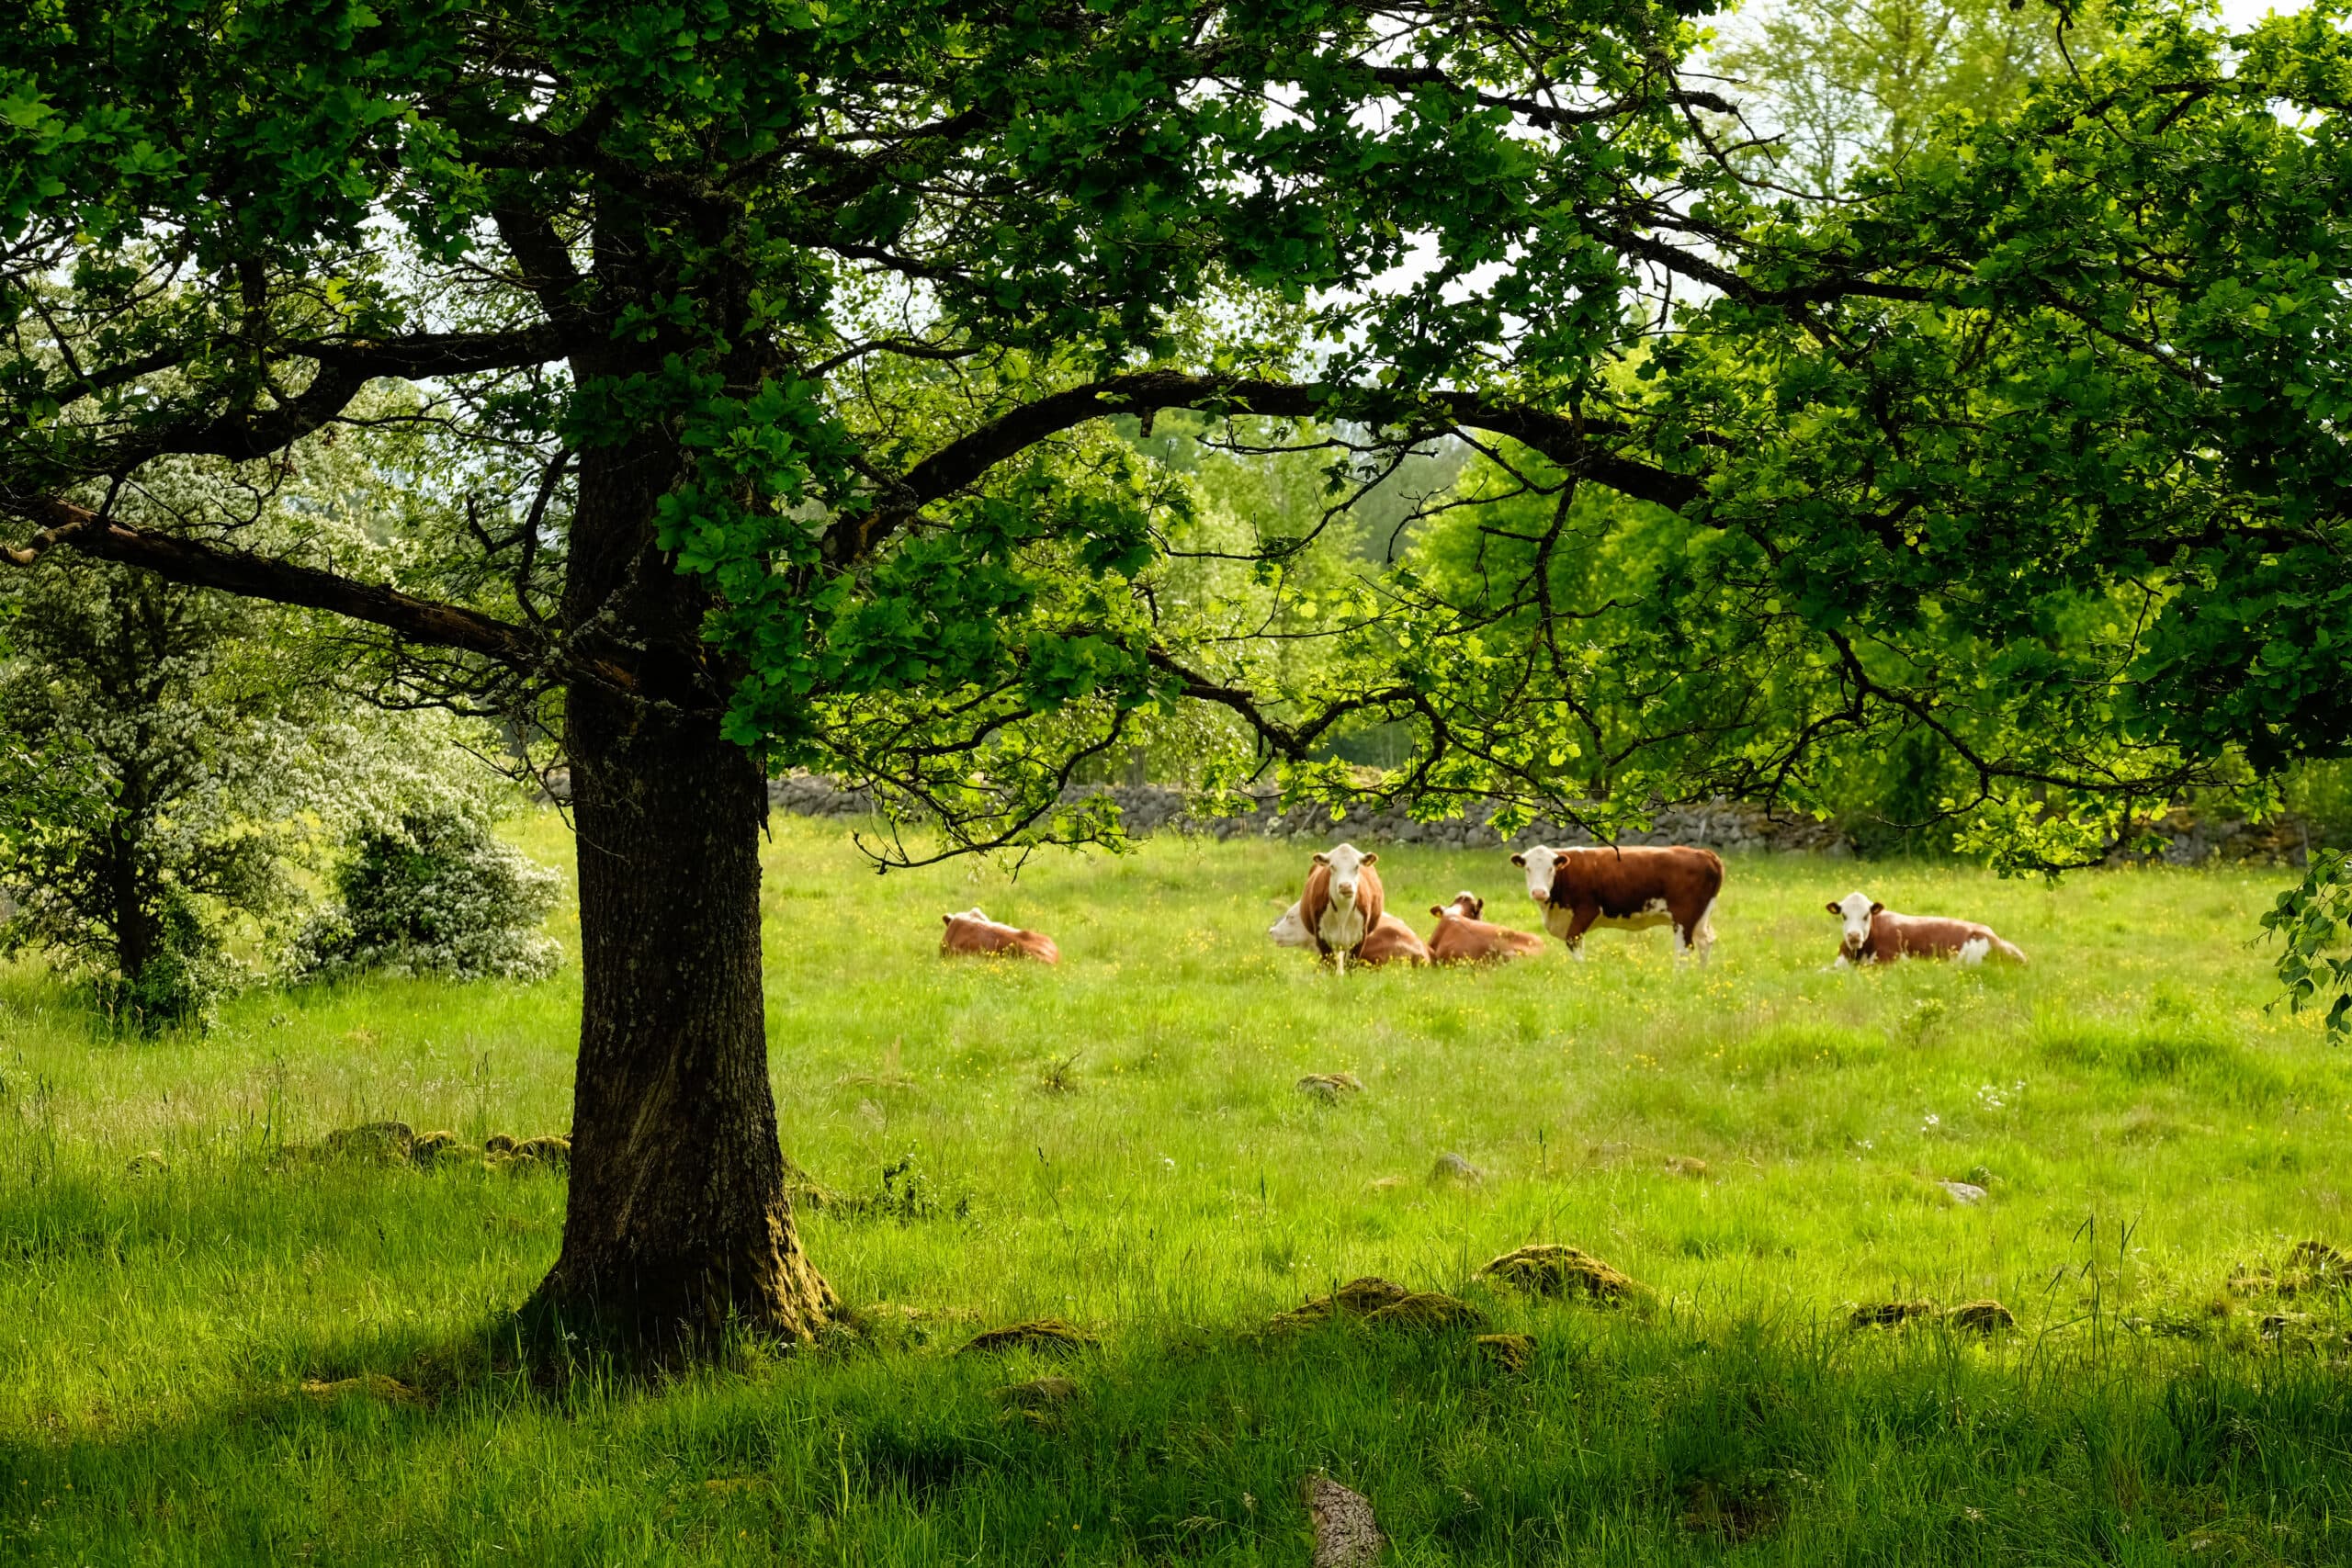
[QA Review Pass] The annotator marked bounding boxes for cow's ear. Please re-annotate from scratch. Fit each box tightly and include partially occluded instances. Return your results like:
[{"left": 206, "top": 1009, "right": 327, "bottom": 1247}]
[
  {"left": 942, "top": 914, "right": 953, "bottom": 924},
  {"left": 1510, "top": 853, "right": 1526, "bottom": 867},
  {"left": 1361, "top": 852, "right": 1377, "bottom": 864},
  {"left": 1871, "top": 901, "right": 1884, "bottom": 915},
  {"left": 1312, "top": 852, "right": 1329, "bottom": 866},
  {"left": 1430, "top": 904, "right": 1445, "bottom": 919},
  {"left": 1825, "top": 901, "right": 1839, "bottom": 915}
]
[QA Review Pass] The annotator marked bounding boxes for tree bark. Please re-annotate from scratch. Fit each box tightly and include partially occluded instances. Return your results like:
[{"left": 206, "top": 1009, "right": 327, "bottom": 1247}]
[{"left": 526, "top": 414, "right": 835, "bottom": 1348}]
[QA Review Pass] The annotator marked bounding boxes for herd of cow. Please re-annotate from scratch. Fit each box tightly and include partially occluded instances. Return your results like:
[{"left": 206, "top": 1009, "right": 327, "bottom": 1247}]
[{"left": 938, "top": 841, "right": 2030, "bottom": 971}]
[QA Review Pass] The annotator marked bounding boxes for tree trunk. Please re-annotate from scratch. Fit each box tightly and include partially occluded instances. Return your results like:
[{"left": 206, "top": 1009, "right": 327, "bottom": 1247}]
[{"left": 526, "top": 418, "right": 834, "bottom": 1348}]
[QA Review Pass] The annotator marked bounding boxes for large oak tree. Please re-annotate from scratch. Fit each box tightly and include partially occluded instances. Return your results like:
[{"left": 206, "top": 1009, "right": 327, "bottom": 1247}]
[{"left": 6, "top": 0, "right": 2349, "bottom": 1344}]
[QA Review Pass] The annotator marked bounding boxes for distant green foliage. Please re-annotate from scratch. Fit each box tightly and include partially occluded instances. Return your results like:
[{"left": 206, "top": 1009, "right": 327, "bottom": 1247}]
[
  {"left": 292, "top": 808, "right": 560, "bottom": 984},
  {"left": 1713, "top": 0, "right": 2109, "bottom": 192}
]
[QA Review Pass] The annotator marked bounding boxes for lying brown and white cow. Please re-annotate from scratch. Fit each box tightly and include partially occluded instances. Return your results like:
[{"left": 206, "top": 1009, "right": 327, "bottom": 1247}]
[
  {"left": 1270, "top": 903, "right": 1428, "bottom": 964},
  {"left": 940, "top": 907, "right": 1060, "bottom": 964},
  {"left": 1295, "top": 843, "right": 1386, "bottom": 974},
  {"left": 1510, "top": 844, "right": 1724, "bottom": 962},
  {"left": 1826, "top": 892, "right": 2026, "bottom": 967},
  {"left": 1425, "top": 892, "right": 1545, "bottom": 964}
]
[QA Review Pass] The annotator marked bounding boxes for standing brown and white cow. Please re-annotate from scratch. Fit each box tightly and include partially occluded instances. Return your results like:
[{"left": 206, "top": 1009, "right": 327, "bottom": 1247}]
[
  {"left": 1826, "top": 892, "right": 2027, "bottom": 966},
  {"left": 1510, "top": 844, "right": 1724, "bottom": 963},
  {"left": 1425, "top": 892, "right": 1545, "bottom": 964},
  {"left": 940, "top": 907, "right": 1061, "bottom": 964},
  {"left": 1296, "top": 843, "right": 1385, "bottom": 975}
]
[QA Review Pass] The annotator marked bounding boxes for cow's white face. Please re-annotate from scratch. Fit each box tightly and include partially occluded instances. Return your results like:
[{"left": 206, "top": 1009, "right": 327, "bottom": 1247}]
[
  {"left": 1510, "top": 846, "right": 1565, "bottom": 906},
  {"left": 944, "top": 906, "right": 989, "bottom": 925},
  {"left": 1268, "top": 901, "right": 1316, "bottom": 950},
  {"left": 1314, "top": 843, "right": 1375, "bottom": 908},
  {"left": 1827, "top": 892, "right": 1881, "bottom": 958},
  {"left": 1442, "top": 891, "right": 1483, "bottom": 920}
]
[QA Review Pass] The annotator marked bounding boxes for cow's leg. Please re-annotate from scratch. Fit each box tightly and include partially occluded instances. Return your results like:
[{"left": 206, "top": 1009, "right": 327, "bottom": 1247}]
[
  {"left": 1564, "top": 907, "right": 1598, "bottom": 961},
  {"left": 1333, "top": 947, "right": 1348, "bottom": 978}
]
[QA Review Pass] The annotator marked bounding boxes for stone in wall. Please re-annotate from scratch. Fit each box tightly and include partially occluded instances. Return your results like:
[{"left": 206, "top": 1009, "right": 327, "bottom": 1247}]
[{"left": 2104, "top": 808, "right": 2326, "bottom": 868}]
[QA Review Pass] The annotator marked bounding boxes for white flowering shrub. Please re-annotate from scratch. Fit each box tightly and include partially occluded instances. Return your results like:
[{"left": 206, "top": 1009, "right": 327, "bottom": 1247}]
[{"left": 292, "top": 807, "right": 560, "bottom": 982}]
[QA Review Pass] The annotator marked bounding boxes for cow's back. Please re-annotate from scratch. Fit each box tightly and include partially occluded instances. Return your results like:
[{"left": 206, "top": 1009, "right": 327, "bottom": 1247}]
[
  {"left": 1429, "top": 915, "right": 1544, "bottom": 964},
  {"left": 1360, "top": 912, "right": 1429, "bottom": 965},
  {"left": 1866, "top": 910, "right": 2018, "bottom": 964},
  {"left": 1554, "top": 845, "right": 1722, "bottom": 915}
]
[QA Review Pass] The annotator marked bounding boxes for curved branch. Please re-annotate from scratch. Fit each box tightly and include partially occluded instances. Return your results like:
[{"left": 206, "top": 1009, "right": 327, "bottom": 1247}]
[
  {"left": 7, "top": 499, "right": 546, "bottom": 671},
  {"left": 844, "top": 372, "right": 1704, "bottom": 562}
]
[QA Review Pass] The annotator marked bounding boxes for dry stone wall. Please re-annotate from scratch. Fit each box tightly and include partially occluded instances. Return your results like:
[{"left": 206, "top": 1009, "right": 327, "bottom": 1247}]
[{"left": 762, "top": 774, "right": 1854, "bottom": 855}]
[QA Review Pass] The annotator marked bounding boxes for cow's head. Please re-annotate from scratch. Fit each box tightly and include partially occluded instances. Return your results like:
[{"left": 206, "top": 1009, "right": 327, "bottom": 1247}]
[
  {"left": 1430, "top": 891, "right": 1483, "bottom": 921},
  {"left": 1312, "top": 843, "right": 1375, "bottom": 908},
  {"left": 1510, "top": 846, "right": 1565, "bottom": 906},
  {"left": 1267, "top": 901, "right": 1316, "bottom": 950},
  {"left": 1827, "top": 892, "right": 1881, "bottom": 959},
  {"left": 944, "top": 907, "right": 990, "bottom": 928}
]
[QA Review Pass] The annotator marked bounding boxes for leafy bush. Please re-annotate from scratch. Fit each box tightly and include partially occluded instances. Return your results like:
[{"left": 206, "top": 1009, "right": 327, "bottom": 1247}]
[{"left": 293, "top": 807, "right": 560, "bottom": 982}]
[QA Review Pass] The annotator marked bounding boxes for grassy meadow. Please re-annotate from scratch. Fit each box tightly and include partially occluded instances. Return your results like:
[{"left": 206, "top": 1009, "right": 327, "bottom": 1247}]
[{"left": 5, "top": 814, "right": 2352, "bottom": 1563}]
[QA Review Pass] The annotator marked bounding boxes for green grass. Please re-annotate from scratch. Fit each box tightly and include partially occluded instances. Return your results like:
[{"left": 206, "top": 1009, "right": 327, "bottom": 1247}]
[{"left": 5, "top": 818, "right": 2352, "bottom": 1563}]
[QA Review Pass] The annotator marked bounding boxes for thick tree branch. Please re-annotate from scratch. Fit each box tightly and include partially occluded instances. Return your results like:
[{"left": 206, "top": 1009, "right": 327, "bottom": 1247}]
[{"left": 6, "top": 499, "right": 546, "bottom": 671}]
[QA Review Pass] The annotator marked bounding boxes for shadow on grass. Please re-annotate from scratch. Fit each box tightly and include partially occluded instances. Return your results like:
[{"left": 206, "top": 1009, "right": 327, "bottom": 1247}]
[{"left": 7, "top": 1298, "right": 2352, "bottom": 1565}]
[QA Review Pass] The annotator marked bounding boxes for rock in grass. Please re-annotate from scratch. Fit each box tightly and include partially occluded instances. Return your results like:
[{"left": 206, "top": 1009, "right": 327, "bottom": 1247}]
[
  {"left": 1849, "top": 1299, "right": 1940, "bottom": 1329},
  {"left": 1266, "top": 1277, "right": 1414, "bottom": 1332},
  {"left": 512, "top": 1135, "right": 571, "bottom": 1170},
  {"left": 994, "top": 1375, "right": 1080, "bottom": 1410},
  {"left": 1937, "top": 1179, "right": 1987, "bottom": 1205},
  {"left": 1297, "top": 1073, "right": 1364, "bottom": 1102},
  {"left": 1480, "top": 1244, "right": 1643, "bottom": 1304},
  {"left": 2282, "top": 1239, "right": 2351, "bottom": 1296},
  {"left": 319, "top": 1122, "right": 415, "bottom": 1166},
  {"left": 1361, "top": 1292, "right": 1487, "bottom": 1333},
  {"left": 2259, "top": 1311, "right": 2315, "bottom": 1340},
  {"left": 958, "top": 1320, "right": 1097, "bottom": 1357},
  {"left": 2229, "top": 1239, "right": 2351, "bottom": 1300},
  {"left": 1431, "top": 1152, "right": 1486, "bottom": 1185},
  {"left": 1947, "top": 1300, "right": 2017, "bottom": 1334},
  {"left": 1665, "top": 1156, "right": 1708, "bottom": 1179},
  {"left": 126, "top": 1150, "right": 168, "bottom": 1175},
  {"left": 481, "top": 1133, "right": 571, "bottom": 1173},
  {"left": 300, "top": 1372, "right": 420, "bottom": 1406},
  {"left": 1475, "top": 1332, "right": 1535, "bottom": 1373},
  {"left": 1301, "top": 1476, "right": 1384, "bottom": 1568},
  {"left": 409, "top": 1131, "right": 468, "bottom": 1168}
]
